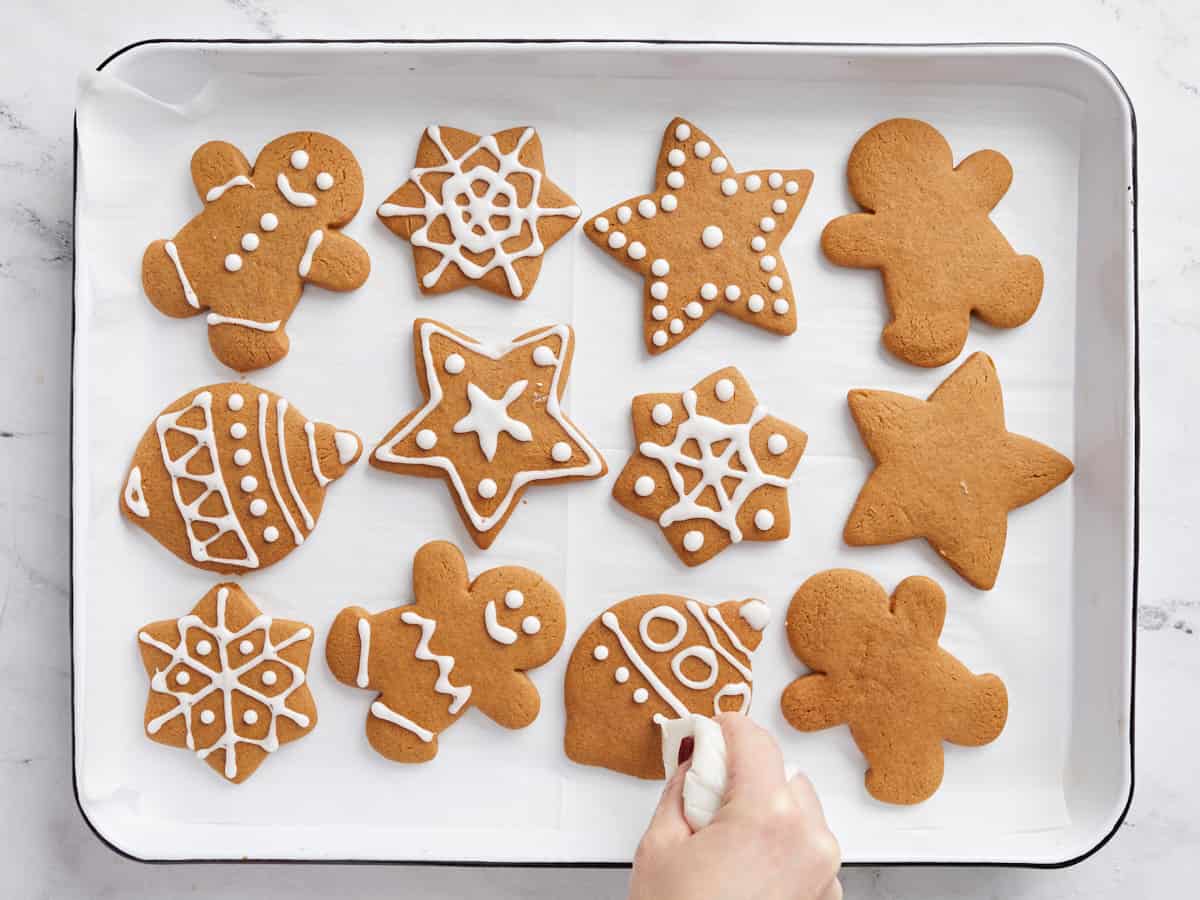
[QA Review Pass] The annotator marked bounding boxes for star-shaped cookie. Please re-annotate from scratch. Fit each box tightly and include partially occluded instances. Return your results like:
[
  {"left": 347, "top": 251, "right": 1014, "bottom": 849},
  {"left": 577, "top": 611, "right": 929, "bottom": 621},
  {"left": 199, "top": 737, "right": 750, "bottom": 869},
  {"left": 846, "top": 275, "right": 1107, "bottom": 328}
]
[
  {"left": 377, "top": 125, "right": 580, "bottom": 300},
  {"left": 612, "top": 367, "right": 807, "bottom": 566},
  {"left": 372, "top": 319, "right": 607, "bottom": 548},
  {"left": 584, "top": 117, "right": 813, "bottom": 353},
  {"left": 844, "top": 352, "right": 1074, "bottom": 589}
]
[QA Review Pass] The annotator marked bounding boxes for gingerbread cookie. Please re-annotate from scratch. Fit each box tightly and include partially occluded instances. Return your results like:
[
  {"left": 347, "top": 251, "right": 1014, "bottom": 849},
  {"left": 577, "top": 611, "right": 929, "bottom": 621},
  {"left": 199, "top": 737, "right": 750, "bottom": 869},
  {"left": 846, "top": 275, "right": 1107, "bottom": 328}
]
[
  {"left": 371, "top": 319, "right": 606, "bottom": 548},
  {"left": 612, "top": 367, "right": 807, "bottom": 566},
  {"left": 584, "top": 117, "right": 812, "bottom": 353},
  {"left": 325, "top": 541, "right": 566, "bottom": 762},
  {"left": 142, "top": 131, "right": 370, "bottom": 371},
  {"left": 822, "top": 118, "right": 1043, "bottom": 368},
  {"left": 120, "top": 382, "right": 362, "bottom": 573},
  {"left": 844, "top": 352, "right": 1073, "bottom": 590},
  {"left": 378, "top": 125, "right": 579, "bottom": 299},
  {"left": 781, "top": 569, "right": 1008, "bottom": 804},
  {"left": 137, "top": 583, "right": 317, "bottom": 783},
  {"left": 564, "top": 594, "right": 769, "bottom": 779}
]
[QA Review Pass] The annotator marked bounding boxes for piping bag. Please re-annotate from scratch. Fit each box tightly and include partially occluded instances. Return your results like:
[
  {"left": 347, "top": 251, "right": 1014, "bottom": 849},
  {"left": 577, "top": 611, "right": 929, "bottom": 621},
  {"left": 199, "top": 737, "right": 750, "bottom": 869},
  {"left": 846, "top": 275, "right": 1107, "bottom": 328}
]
[{"left": 658, "top": 714, "right": 729, "bottom": 831}]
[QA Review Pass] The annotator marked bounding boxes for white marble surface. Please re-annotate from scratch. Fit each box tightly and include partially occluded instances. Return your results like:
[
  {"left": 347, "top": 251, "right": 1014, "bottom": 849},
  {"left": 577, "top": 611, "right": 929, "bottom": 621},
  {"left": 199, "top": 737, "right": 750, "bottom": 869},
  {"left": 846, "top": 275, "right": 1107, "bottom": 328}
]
[{"left": 0, "top": 0, "right": 1195, "bottom": 896}]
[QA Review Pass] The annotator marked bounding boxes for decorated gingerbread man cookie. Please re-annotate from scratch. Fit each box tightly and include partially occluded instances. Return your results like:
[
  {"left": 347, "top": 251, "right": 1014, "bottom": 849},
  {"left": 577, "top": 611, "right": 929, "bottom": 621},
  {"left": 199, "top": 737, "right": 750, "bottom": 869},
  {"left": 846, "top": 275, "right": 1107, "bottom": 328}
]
[
  {"left": 326, "top": 541, "right": 566, "bottom": 763},
  {"left": 142, "top": 131, "right": 370, "bottom": 371},
  {"left": 378, "top": 125, "right": 579, "bottom": 299},
  {"left": 781, "top": 569, "right": 1008, "bottom": 804},
  {"left": 585, "top": 117, "right": 813, "bottom": 353},
  {"left": 371, "top": 319, "right": 607, "bottom": 548},
  {"left": 137, "top": 583, "right": 318, "bottom": 784},
  {"left": 822, "top": 118, "right": 1043, "bottom": 368}
]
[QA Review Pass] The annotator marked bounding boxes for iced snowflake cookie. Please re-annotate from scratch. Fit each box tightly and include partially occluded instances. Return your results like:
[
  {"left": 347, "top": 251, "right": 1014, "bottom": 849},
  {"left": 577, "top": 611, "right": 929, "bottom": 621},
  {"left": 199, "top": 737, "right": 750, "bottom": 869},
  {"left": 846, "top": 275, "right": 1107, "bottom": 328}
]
[
  {"left": 326, "top": 541, "right": 566, "bottom": 763},
  {"left": 141, "top": 131, "right": 370, "bottom": 372},
  {"left": 564, "top": 594, "right": 769, "bottom": 779},
  {"left": 845, "top": 352, "right": 1073, "bottom": 589},
  {"left": 137, "top": 583, "right": 317, "bottom": 784},
  {"left": 612, "top": 367, "right": 807, "bottom": 566},
  {"left": 119, "top": 382, "right": 362, "bottom": 574},
  {"left": 584, "top": 117, "right": 813, "bottom": 353},
  {"left": 781, "top": 569, "right": 1008, "bottom": 804},
  {"left": 377, "top": 125, "right": 580, "bottom": 299},
  {"left": 371, "top": 319, "right": 606, "bottom": 548},
  {"left": 822, "top": 118, "right": 1043, "bottom": 367}
]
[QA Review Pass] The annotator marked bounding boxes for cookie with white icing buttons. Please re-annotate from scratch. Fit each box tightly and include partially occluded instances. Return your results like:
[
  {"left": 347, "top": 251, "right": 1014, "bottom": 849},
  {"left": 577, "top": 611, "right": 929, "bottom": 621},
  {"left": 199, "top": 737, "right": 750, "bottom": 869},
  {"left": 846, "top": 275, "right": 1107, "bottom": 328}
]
[
  {"left": 142, "top": 131, "right": 370, "bottom": 372},
  {"left": 564, "top": 594, "right": 770, "bottom": 779},
  {"left": 325, "top": 540, "right": 566, "bottom": 763},
  {"left": 371, "top": 319, "right": 607, "bottom": 549},
  {"left": 585, "top": 117, "right": 813, "bottom": 353},
  {"left": 613, "top": 367, "right": 807, "bottom": 566},
  {"left": 378, "top": 125, "right": 580, "bottom": 299},
  {"left": 137, "top": 582, "right": 317, "bottom": 784},
  {"left": 119, "top": 382, "right": 362, "bottom": 573}
]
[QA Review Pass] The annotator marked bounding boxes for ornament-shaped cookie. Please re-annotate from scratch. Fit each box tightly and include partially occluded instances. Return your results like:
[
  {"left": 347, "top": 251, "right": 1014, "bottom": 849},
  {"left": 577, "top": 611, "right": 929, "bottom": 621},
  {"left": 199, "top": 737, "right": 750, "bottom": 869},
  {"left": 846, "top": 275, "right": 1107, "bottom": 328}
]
[
  {"left": 781, "top": 569, "right": 1008, "bottom": 804},
  {"left": 325, "top": 541, "right": 566, "bottom": 763},
  {"left": 584, "top": 117, "right": 813, "bottom": 353},
  {"left": 371, "top": 319, "right": 607, "bottom": 548},
  {"left": 120, "top": 382, "right": 362, "bottom": 574},
  {"left": 822, "top": 118, "right": 1043, "bottom": 367},
  {"left": 378, "top": 125, "right": 580, "bottom": 299},
  {"left": 564, "top": 594, "right": 770, "bottom": 779},
  {"left": 136, "top": 583, "right": 317, "bottom": 784},
  {"left": 142, "top": 131, "right": 370, "bottom": 371},
  {"left": 612, "top": 367, "right": 807, "bottom": 566}
]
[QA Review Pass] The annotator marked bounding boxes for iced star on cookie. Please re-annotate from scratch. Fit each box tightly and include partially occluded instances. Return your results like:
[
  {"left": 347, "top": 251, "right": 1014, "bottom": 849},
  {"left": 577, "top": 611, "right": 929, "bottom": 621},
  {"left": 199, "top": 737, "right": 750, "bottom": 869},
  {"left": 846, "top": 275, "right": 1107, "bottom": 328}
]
[
  {"left": 372, "top": 319, "right": 607, "bottom": 548},
  {"left": 584, "top": 117, "right": 813, "bottom": 353}
]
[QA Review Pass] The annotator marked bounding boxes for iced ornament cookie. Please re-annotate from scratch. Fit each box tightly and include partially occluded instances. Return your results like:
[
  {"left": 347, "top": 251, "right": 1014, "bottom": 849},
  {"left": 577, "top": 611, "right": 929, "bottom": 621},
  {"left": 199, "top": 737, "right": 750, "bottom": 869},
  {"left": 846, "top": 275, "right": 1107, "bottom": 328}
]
[
  {"left": 371, "top": 319, "right": 606, "bottom": 548},
  {"left": 612, "top": 367, "right": 807, "bottom": 566},
  {"left": 844, "top": 352, "right": 1073, "bottom": 590},
  {"left": 119, "top": 382, "right": 362, "bottom": 574},
  {"left": 781, "top": 570, "right": 1008, "bottom": 804},
  {"left": 325, "top": 541, "right": 566, "bottom": 763},
  {"left": 822, "top": 118, "right": 1043, "bottom": 368},
  {"left": 564, "top": 594, "right": 769, "bottom": 779},
  {"left": 137, "top": 583, "right": 317, "bottom": 784},
  {"left": 141, "top": 131, "right": 370, "bottom": 372},
  {"left": 584, "top": 117, "right": 813, "bottom": 353},
  {"left": 378, "top": 125, "right": 579, "bottom": 299}
]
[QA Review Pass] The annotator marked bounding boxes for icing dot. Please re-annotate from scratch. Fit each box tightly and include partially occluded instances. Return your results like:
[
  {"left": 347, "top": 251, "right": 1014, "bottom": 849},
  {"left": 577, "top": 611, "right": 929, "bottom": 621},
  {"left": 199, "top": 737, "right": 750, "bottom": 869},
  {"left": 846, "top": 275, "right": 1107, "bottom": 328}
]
[
  {"left": 593, "top": 644, "right": 610, "bottom": 660},
  {"left": 239, "top": 639, "right": 254, "bottom": 654},
  {"left": 674, "top": 122, "right": 692, "bottom": 140},
  {"left": 175, "top": 670, "right": 190, "bottom": 685},
  {"left": 230, "top": 422, "right": 247, "bottom": 440},
  {"left": 651, "top": 281, "right": 669, "bottom": 300},
  {"left": 533, "top": 345, "right": 557, "bottom": 366},
  {"left": 651, "top": 258, "right": 670, "bottom": 277},
  {"left": 478, "top": 478, "right": 498, "bottom": 499},
  {"left": 316, "top": 172, "right": 334, "bottom": 190},
  {"left": 416, "top": 429, "right": 437, "bottom": 450},
  {"left": 755, "top": 508, "right": 775, "bottom": 531},
  {"left": 634, "top": 475, "right": 655, "bottom": 497},
  {"left": 638, "top": 199, "right": 657, "bottom": 218},
  {"left": 721, "top": 177, "right": 738, "bottom": 196},
  {"left": 661, "top": 194, "right": 678, "bottom": 212},
  {"left": 505, "top": 590, "right": 524, "bottom": 609},
  {"left": 224, "top": 253, "right": 242, "bottom": 272},
  {"left": 768, "top": 172, "right": 783, "bottom": 188},
  {"left": 627, "top": 241, "right": 647, "bottom": 260},
  {"left": 444, "top": 353, "right": 465, "bottom": 374},
  {"left": 522, "top": 616, "right": 541, "bottom": 635},
  {"left": 250, "top": 499, "right": 268, "bottom": 517},
  {"left": 615, "top": 666, "right": 630, "bottom": 684},
  {"left": 745, "top": 174, "right": 762, "bottom": 191},
  {"left": 748, "top": 294, "right": 765, "bottom": 313},
  {"left": 710, "top": 156, "right": 728, "bottom": 174},
  {"left": 700, "top": 282, "right": 718, "bottom": 300},
  {"left": 760, "top": 217, "right": 776, "bottom": 233},
  {"left": 652, "top": 304, "right": 668, "bottom": 321},
  {"left": 241, "top": 233, "right": 259, "bottom": 252},
  {"left": 551, "top": 441, "right": 572, "bottom": 462},
  {"left": 693, "top": 141, "right": 711, "bottom": 159},
  {"left": 774, "top": 298, "right": 790, "bottom": 315},
  {"left": 785, "top": 180, "right": 800, "bottom": 194},
  {"left": 243, "top": 709, "right": 259, "bottom": 725},
  {"left": 195, "top": 640, "right": 212, "bottom": 655},
  {"left": 259, "top": 212, "right": 278, "bottom": 231},
  {"left": 240, "top": 476, "right": 257, "bottom": 492},
  {"left": 617, "top": 206, "right": 632, "bottom": 224},
  {"left": 768, "top": 433, "right": 788, "bottom": 455},
  {"left": 666, "top": 171, "right": 685, "bottom": 189},
  {"left": 290, "top": 149, "right": 309, "bottom": 170},
  {"left": 652, "top": 403, "right": 673, "bottom": 426},
  {"left": 768, "top": 275, "right": 784, "bottom": 292},
  {"left": 199, "top": 709, "right": 216, "bottom": 725},
  {"left": 715, "top": 378, "right": 735, "bottom": 401},
  {"left": 593, "top": 216, "right": 610, "bottom": 233},
  {"left": 227, "top": 393, "right": 244, "bottom": 411},
  {"left": 668, "top": 148, "right": 686, "bottom": 167},
  {"left": 263, "top": 526, "right": 279, "bottom": 543},
  {"left": 652, "top": 330, "right": 668, "bottom": 347},
  {"left": 761, "top": 254, "right": 778, "bottom": 271},
  {"left": 750, "top": 235, "right": 767, "bottom": 252},
  {"left": 262, "top": 670, "right": 278, "bottom": 686},
  {"left": 633, "top": 688, "right": 649, "bottom": 703},
  {"left": 773, "top": 198, "right": 788, "bottom": 214},
  {"left": 233, "top": 448, "right": 252, "bottom": 466},
  {"left": 725, "top": 285, "right": 741, "bottom": 301},
  {"left": 608, "top": 232, "right": 627, "bottom": 249},
  {"left": 684, "top": 301, "right": 703, "bottom": 319},
  {"left": 701, "top": 225, "right": 724, "bottom": 248},
  {"left": 683, "top": 530, "right": 704, "bottom": 552},
  {"left": 669, "top": 318, "right": 684, "bottom": 334}
]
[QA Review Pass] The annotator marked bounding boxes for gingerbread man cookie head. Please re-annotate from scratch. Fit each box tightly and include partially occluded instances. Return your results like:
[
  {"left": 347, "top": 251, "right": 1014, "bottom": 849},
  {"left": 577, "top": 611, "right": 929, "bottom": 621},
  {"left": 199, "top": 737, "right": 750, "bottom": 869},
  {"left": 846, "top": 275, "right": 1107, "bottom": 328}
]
[
  {"left": 466, "top": 562, "right": 568, "bottom": 673},
  {"left": 247, "top": 132, "right": 365, "bottom": 225},
  {"left": 845, "top": 118, "right": 955, "bottom": 211}
]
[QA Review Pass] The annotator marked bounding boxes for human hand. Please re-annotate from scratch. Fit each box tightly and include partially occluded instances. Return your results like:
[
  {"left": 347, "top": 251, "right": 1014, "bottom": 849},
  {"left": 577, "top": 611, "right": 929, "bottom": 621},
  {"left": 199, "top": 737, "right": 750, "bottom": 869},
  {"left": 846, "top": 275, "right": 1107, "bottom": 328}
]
[{"left": 628, "top": 712, "right": 842, "bottom": 900}]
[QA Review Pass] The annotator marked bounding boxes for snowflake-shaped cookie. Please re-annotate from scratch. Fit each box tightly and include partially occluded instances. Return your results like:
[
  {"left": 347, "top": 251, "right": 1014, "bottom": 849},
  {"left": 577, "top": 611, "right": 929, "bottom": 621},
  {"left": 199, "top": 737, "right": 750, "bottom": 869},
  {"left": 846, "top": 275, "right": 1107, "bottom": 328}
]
[
  {"left": 136, "top": 583, "right": 317, "bottom": 783},
  {"left": 612, "top": 367, "right": 808, "bottom": 566}
]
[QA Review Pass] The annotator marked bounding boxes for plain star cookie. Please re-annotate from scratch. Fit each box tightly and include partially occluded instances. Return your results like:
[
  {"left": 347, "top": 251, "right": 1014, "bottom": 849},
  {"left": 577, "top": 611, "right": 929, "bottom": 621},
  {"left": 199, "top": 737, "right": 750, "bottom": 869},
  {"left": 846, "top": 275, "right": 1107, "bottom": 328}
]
[
  {"left": 136, "top": 583, "right": 317, "bottom": 784},
  {"left": 781, "top": 569, "right": 1008, "bottom": 804},
  {"left": 120, "top": 382, "right": 362, "bottom": 574},
  {"left": 378, "top": 125, "right": 580, "bottom": 299},
  {"left": 371, "top": 319, "right": 607, "bottom": 548},
  {"left": 844, "top": 352, "right": 1074, "bottom": 590},
  {"left": 325, "top": 541, "right": 566, "bottom": 763},
  {"left": 612, "top": 367, "right": 807, "bottom": 566},
  {"left": 584, "top": 117, "right": 813, "bottom": 353},
  {"left": 142, "top": 131, "right": 370, "bottom": 371},
  {"left": 822, "top": 118, "right": 1043, "bottom": 368},
  {"left": 564, "top": 594, "right": 770, "bottom": 779}
]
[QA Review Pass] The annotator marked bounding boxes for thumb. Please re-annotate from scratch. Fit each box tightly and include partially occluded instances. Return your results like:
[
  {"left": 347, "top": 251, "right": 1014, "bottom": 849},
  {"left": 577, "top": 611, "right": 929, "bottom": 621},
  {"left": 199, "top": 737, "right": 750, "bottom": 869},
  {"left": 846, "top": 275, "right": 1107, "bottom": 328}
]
[
  {"left": 714, "top": 712, "right": 787, "bottom": 818},
  {"left": 641, "top": 758, "right": 694, "bottom": 847}
]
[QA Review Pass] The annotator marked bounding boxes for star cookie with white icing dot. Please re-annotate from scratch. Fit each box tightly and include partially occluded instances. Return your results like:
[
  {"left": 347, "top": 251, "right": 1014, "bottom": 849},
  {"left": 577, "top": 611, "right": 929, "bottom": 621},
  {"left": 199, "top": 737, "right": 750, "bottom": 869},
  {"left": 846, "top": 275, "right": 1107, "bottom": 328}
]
[
  {"left": 613, "top": 367, "right": 807, "bottom": 566},
  {"left": 372, "top": 319, "right": 607, "bottom": 548},
  {"left": 584, "top": 118, "right": 813, "bottom": 353}
]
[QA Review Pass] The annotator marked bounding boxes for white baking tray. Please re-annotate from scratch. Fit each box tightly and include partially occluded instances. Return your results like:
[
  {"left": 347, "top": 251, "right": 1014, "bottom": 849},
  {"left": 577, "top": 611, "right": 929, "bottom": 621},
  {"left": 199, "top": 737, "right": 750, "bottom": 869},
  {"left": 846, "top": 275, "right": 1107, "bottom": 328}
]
[{"left": 71, "top": 40, "right": 1136, "bottom": 867}]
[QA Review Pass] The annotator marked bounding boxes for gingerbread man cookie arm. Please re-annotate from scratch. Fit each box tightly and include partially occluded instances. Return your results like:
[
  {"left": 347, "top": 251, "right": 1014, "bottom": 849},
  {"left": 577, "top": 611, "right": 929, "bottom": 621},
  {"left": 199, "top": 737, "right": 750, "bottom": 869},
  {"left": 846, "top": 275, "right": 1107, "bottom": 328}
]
[
  {"left": 780, "top": 673, "right": 849, "bottom": 732},
  {"left": 190, "top": 141, "right": 253, "bottom": 204},
  {"left": 410, "top": 540, "right": 471, "bottom": 613},
  {"left": 298, "top": 229, "right": 371, "bottom": 292},
  {"left": 142, "top": 240, "right": 207, "bottom": 319},
  {"left": 941, "top": 666, "right": 1009, "bottom": 747},
  {"left": 890, "top": 575, "right": 946, "bottom": 647},
  {"left": 471, "top": 670, "right": 542, "bottom": 730},
  {"left": 820, "top": 212, "right": 890, "bottom": 269},
  {"left": 953, "top": 149, "right": 1013, "bottom": 212}
]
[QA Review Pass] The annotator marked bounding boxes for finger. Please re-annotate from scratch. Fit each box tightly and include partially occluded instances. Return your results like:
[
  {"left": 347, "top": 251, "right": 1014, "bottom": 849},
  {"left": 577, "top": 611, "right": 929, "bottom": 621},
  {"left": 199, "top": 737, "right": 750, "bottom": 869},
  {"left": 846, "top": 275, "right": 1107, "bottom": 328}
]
[
  {"left": 787, "top": 772, "right": 829, "bottom": 821},
  {"left": 642, "top": 758, "right": 693, "bottom": 847},
  {"left": 715, "top": 712, "right": 787, "bottom": 816},
  {"left": 816, "top": 876, "right": 843, "bottom": 900}
]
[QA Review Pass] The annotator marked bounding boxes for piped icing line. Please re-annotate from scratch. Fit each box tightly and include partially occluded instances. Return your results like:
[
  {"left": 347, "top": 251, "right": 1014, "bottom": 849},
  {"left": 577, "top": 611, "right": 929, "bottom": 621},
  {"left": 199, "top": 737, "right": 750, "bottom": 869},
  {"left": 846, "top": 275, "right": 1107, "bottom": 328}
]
[
  {"left": 276, "top": 399, "right": 315, "bottom": 530},
  {"left": 738, "top": 599, "right": 771, "bottom": 631},
  {"left": 257, "top": 393, "right": 304, "bottom": 546},
  {"left": 453, "top": 380, "right": 532, "bottom": 462},
  {"left": 124, "top": 466, "right": 150, "bottom": 518},
  {"left": 205, "top": 175, "right": 253, "bottom": 203},
  {"left": 276, "top": 172, "right": 316, "bottom": 207},
  {"left": 484, "top": 601, "right": 518, "bottom": 645},
  {"left": 303, "top": 422, "right": 332, "bottom": 487},
  {"left": 370, "top": 700, "right": 433, "bottom": 743},
  {"left": 206, "top": 313, "right": 281, "bottom": 333},
  {"left": 400, "top": 610, "right": 472, "bottom": 714},
  {"left": 298, "top": 230, "right": 323, "bottom": 278},
  {"left": 163, "top": 241, "right": 200, "bottom": 309},
  {"left": 600, "top": 611, "right": 689, "bottom": 718},
  {"left": 707, "top": 606, "right": 756, "bottom": 660},
  {"left": 355, "top": 617, "right": 371, "bottom": 688},
  {"left": 712, "top": 681, "right": 752, "bottom": 714},
  {"left": 685, "top": 600, "right": 752, "bottom": 680}
]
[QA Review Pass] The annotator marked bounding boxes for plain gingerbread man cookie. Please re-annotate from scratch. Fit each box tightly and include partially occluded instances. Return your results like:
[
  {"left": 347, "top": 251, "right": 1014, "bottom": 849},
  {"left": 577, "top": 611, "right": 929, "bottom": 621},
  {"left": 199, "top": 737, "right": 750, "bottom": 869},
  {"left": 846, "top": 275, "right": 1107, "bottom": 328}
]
[
  {"left": 780, "top": 569, "right": 1008, "bottom": 805},
  {"left": 142, "top": 131, "right": 370, "bottom": 371},
  {"left": 822, "top": 118, "right": 1043, "bottom": 368},
  {"left": 326, "top": 541, "right": 566, "bottom": 763}
]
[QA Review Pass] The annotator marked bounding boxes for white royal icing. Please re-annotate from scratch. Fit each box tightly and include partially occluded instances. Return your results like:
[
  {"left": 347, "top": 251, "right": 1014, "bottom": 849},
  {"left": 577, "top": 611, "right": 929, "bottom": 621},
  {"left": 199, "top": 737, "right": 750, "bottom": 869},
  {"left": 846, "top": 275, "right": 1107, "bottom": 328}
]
[
  {"left": 484, "top": 600, "right": 518, "bottom": 645},
  {"left": 683, "top": 530, "right": 704, "bottom": 553},
  {"left": 522, "top": 616, "right": 541, "bottom": 635},
  {"left": 370, "top": 700, "right": 433, "bottom": 743},
  {"left": 205, "top": 175, "right": 253, "bottom": 203},
  {"left": 290, "top": 149, "right": 309, "bottom": 170},
  {"left": 401, "top": 610, "right": 472, "bottom": 713},
  {"left": 593, "top": 644, "right": 609, "bottom": 661},
  {"left": 754, "top": 508, "right": 775, "bottom": 531},
  {"left": 298, "top": 230, "right": 324, "bottom": 278},
  {"left": 453, "top": 381, "right": 532, "bottom": 462},
  {"left": 163, "top": 241, "right": 200, "bottom": 309},
  {"left": 634, "top": 475, "right": 655, "bottom": 497},
  {"left": 276, "top": 172, "right": 316, "bottom": 208},
  {"left": 257, "top": 393, "right": 305, "bottom": 546},
  {"left": 477, "top": 478, "right": 498, "bottom": 499},
  {"left": 260, "top": 212, "right": 279, "bottom": 232},
  {"left": 356, "top": 617, "right": 371, "bottom": 687},
  {"left": 701, "top": 225, "right": 724, "bottom": 249},
  {"left": 315, "top": 172, "right": 334, "bottom": 191},
  {"left": 275, "top": 398, "right": 315, "bottom": 530},
  {"left": 672, "top": 646, "right": 718, "bottom": 690},
  {"left": 335, "top": 431, "right": 359, "bottom": 464},
  {"left": 601, "top": 611, "right": 689, "bottom": 718},
  {"left": 124, "top": 466, "right": 150, "bottom": 518},
  {"left": 738, "top": 600, "right": 771, "bottom": 632},
  {"left": 505, "top": 590, "right": 524, "bottom": 609},
  {"left": 640, "top": 606, "right": 687, "bottom": 652},
  {"left": 303, "top": 421, "right": 332, "bottom": 487},
  {"left": 206, "top": 313, "right": 281, "bottom": 333}
]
